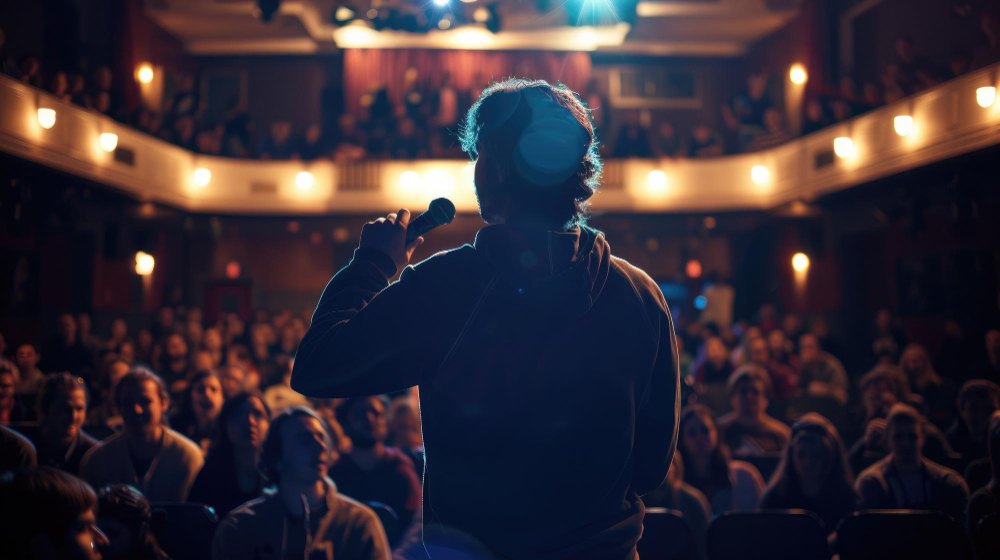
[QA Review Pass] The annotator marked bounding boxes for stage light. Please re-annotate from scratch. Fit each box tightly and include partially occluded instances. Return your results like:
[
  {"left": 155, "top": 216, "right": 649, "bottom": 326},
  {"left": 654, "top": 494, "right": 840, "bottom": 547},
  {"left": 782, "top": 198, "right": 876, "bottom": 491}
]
[
  {"left": 750, "top": 165, "right": 769, "bottom": 186},
  {"left": 433, "top": 0, "right": 449, "bottom": 6},
  {"left": 460, "top": 0, "right": 477, "bottom": 3},
  {"left": 789, "top": 63, "right": 808, "bottom": 85},
  {"left": 792, "top": 252, "right": 810, "bottom": 273},
  {"left": 833, "top": 136, "right": 855, "bottom": 159},
  {"left": 225, "top": 261, "right": 241, "bottom": 279},
  {"left": 192, "top": 167, "right": 212, "bottom": 188},
  {"left": 135, "top": 63, "right": 154, "bottom": 85},
  {"left": 646, "top": 169, "right": 668, "bottom": 194},
  {"left": 296, "top": 171, "right": 314, "bottom": 190},
  {"left": 686, "top": 259, "right": 703, "bottom": 279},
  {"left": 893, "top": 115, "right": 914, "bottom": 137},
  {"left": 37, "top": 108, "right": 56, "bottom": 129},
  {"left": 333, "top": 3, "right": 357, "bottom": 25},
  {"left": 977, "top": 86, "right": 996, "bottom": 108},
  {"left": 135, "top": 252, "right": 155, "bottom": 276},
  {"left": 99, "top": 132, "right": 118, "bottom": 152},
  {"left": 694, "top": 295, "right": 708, "bottom": 310}
]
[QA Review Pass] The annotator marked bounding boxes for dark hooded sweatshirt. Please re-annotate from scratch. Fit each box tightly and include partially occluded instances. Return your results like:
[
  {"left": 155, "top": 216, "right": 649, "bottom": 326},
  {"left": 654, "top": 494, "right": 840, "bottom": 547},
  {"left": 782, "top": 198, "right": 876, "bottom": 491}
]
[{"left": 292, "top": 223, "right": 680, "bottom": 560}]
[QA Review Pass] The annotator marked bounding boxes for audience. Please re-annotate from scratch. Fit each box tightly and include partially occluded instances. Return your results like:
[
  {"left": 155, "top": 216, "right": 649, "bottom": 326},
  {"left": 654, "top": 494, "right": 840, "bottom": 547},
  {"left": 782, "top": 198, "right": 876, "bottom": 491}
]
[
  {"left": 947, "top": 380, "right": 1000, "bottom": 470},
  {"left": 169, "top": 369, "right": 224, "bottom": 452},
  {"left": 797, "top": 333, "right": 848, "bottom": 404},
  {"left": 717, "top": 365, "right": 791, "bottom": 456},
  {"left": 80, "top": 368, "right": 204, "bottom": 502},
  {"left": 211, "top": 406, "right": 391, "bottom": 559},
  {"left": 34, "top": 373, "right": 98, "bottom": 475},
  {"left": 15, "top": 343, "right": 46, "bottom": 395}
]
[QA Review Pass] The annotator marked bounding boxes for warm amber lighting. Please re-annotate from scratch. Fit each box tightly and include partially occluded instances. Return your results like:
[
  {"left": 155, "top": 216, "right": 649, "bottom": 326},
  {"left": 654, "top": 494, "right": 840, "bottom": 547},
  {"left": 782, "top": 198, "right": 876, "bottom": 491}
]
[
  {"left": 399, "top": 170, "right": 421, "bottom": 191},
  {"left": 296, "top": 171, "right": 314, "bottom": 190},
  {"left": 893, "top": 115, "right": 914, "bottom": 137},
  {"left": 789, "top": 63, "right": 808, "bottom": 85},
  {"left": 37, "top": 108, "right": 56, "bottom": 129},
  {"left": 792, "top": 252, "right": 810, "bottom": 273},
  {"left": 834, "top": 137, "right": 855, "bottom": 159},
  {"left": 646, "top": 169, "right": 668, "bottom": 194},
  {"left": 977, "top": 86, "right": 997, "bottom": 108},
  {"left": 135, "top": 252, "right": 155, "bottom": 276},
  {"left": 751, "top": 165, "right": 770, "bottom": 186},
  {"left": 99, "top": 132, "right": 119, "bottom": 152},
  {"left": 686, "top": 259, "right": 703, "bottom": 279},
  {"left": 135, "top": 63, "right": 154, "bottom": 85},
  {"left": 192, "top": 167, "right": 212, "bottom": 188}
]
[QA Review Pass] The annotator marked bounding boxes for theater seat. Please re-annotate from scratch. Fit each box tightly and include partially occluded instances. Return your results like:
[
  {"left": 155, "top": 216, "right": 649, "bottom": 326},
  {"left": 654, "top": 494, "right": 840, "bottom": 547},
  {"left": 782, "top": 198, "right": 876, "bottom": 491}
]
[
  {"left": 150, "top": 502, "right": 218, "bottom": 560},
  {"left": 835, "top": 510, "right": 971, "bottom": 560},
  {"left": 975, "top": 513, "right": 1000, "bottom": 560},
  {"left": 706, "top": 509, "right": 829, "bottom": 560},
  {"left": 637, "top": 508, "right": 699, "bottom": 560},
  {"left": 366, "top": 501, "right": 400, "bottom": 545}
]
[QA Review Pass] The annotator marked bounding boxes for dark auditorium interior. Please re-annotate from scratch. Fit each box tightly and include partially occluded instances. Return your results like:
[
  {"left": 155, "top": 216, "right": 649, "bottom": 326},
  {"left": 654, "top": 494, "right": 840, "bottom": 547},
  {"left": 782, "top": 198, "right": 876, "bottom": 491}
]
[{"left": 1, "top": 0, "right": 1000, "bottom": 558}]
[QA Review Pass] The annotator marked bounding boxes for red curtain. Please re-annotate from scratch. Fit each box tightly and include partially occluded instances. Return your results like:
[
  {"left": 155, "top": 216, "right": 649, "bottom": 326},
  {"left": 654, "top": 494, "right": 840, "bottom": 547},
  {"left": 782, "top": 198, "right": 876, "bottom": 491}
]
[{"left": 343, "top": 48, "right": 592, "bottom": 116}]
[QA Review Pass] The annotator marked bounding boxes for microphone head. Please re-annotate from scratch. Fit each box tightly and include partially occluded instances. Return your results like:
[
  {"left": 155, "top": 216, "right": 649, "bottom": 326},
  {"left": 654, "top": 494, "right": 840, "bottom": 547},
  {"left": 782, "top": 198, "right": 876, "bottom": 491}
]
[{"left": 428, "top": 198, "right": 456, "bottom": 225}]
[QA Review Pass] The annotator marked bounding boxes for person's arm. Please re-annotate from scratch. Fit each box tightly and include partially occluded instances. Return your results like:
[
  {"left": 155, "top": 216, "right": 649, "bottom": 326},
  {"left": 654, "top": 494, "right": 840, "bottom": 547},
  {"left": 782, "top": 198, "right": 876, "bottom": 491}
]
[
  {"left": 633, "top": 289, "right": 681, "bottom": 496},
  {"left": 292, "top": 210, "right": 433, "bottom": 398}
]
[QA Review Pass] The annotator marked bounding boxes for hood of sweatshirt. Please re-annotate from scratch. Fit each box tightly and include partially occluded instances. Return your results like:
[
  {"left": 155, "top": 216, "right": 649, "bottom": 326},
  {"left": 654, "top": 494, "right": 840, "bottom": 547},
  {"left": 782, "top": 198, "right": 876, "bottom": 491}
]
[{"left": 472, "top": 223, "right": 611, "bottom": 318}]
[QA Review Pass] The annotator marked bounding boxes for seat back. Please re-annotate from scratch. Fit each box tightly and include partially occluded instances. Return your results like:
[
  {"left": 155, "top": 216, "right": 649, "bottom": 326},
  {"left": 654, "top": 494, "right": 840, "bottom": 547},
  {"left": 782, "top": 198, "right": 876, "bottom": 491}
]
[
  {"left": 150, "top": 502, "right": 218, "bottom": 560},
  {"left": 707, "top": 509, "right": 829, "bottom": 560},
  {"left": 638, "top": 508, "right": 700, "bottom": 560},
  {"left": 975, "top": 513, "right": 1000, "bottom": 560},
  {"left": 835, "top": 509, "right": 971, "bottom": 560}
]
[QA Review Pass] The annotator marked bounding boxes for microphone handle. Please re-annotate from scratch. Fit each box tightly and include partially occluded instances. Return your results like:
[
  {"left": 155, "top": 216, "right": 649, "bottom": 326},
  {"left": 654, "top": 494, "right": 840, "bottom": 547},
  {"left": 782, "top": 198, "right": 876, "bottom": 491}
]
[{"left": 405, "top": 212, "right": 439, "bottom": 243}]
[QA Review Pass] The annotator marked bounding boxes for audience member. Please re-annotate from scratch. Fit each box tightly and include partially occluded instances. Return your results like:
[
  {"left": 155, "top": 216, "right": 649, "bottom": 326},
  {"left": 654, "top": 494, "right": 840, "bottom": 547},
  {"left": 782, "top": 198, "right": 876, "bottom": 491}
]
[
  {"left": 693, "top": 336, "right": 734, "bottom": 386},
  {"left": 81, "top": 368, "right": 204, "bottom": 501},
  {"left": 96, "top": 484, "right": 171, "bottom": 560},
  {"left": 0, "top": 366, "right": 29, "bottom": 424},
  {"left": 747, "top": 336, "right": 799, "bottom": 403},
  {"left": 34, "top": 373, "right": 98, "bottom": 475},
  {"left": 257, "top": 120, "right": 298, "bottom": 159},
  {"left": 0, "top": 467, "right": 108, "bottom": 560},
  {"left": 856, "top": 403, "right": 969, "bottom": 523},
  {"left": 212, "top": 406, "right": 391, "bottom": 559},
  {"left": 677, "top": 404, "right": 765, "bottom": 514},
  {"left": 686, "top": 122, "right": 724, "bottom": 158},
  {"left": 386, "top": 395, "right": 424, "bottom": 473},
  {"left": 947, "top": 380, "right": 1000, "bottom": 468},
  {"left": 612, "top": 111, "right": 654, "bottom": 158},
  {"left": 43, "top": 313, "right": 94, "bottom": 377},
  {"left": 760, "top": 413, "right": 858, "bottom": 530},
  {"left": 900, "top": 343, "right": 956, "bottom": 428},
  {"left": 644, "top": 452, "right": 712, "bottom": 553},
  {"left": 0, "top": 423, "right": 37, "bottom": 470},
  {"left": 798, "top": 333, "right": 848, "bottom": 404},
  {"left": 157, "top": 333, "right": 191, "bottom": 390},
  {"left": 718, "top": 365, "right": 791, "bottom": 456},
  {"left": 15, "top": 343, "right": 46, "bottom": 395},
  {"left": 169, "top": 369, "right": 224, "bottom": 452}
]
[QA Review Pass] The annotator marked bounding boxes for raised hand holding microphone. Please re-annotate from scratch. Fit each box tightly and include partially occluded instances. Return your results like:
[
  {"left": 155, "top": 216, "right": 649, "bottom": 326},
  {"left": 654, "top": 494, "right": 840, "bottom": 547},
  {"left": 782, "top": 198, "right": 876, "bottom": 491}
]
[{"left": 359, "top": 198, "right": 455, "bottom": 274}]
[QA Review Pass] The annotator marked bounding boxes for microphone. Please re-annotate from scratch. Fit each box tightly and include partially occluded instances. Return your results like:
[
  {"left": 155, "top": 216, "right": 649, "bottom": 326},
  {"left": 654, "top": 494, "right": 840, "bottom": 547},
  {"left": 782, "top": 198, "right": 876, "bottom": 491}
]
[{"left": 406, "top": 198, "right": 456, "bottom": 243}]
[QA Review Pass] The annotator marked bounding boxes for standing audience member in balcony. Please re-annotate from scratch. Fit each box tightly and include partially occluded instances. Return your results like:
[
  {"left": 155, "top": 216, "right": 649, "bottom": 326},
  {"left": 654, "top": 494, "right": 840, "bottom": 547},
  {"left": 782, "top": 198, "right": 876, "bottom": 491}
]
[
  {"left": 430, "top": 71, "right": 459, "bottom": 155},
  {"left": 653, "top": 120, "right": 684, "bottom": 158},
  {"left": 15, "top": 343, "right": 46, "bottom": 395},
  {"left": 760, "top": 413, "right": 858, "bottom": 530},
  {"left": 300, "top": 123, "right": 331, "bottom": 160},
  {"left": 18, "top": 54, "right": 43, "bottom": 88},
  {"left": 81, "top": 368, "right": 204, "bottom": 502},
  {"left": 0, "top": 366, "right": 29, "bottom": 424},
  {"left": 895, "top": 36, "right": 941, "bottom": 92},
  {"left": 190, "top": 392, "right": 271, "bottom": 517},
  {"left": 97, "top": 484, "right": 171, "bottom": 560},
  {"left": 687, "top": 121, "right": 724, "bottom": 158},
  {"left": 331, "top": 395, "right": 422, "bottom": 544},
  {"left": 745, "top": 107, "right": 792, "bottom": 151},
  {"left": 798, "top": 333, "right": 848, "bottom": 404},
  {"left": 44, "top": 313, "right": 94, "bottom": 378},
  {"left": 612, "top": 110, "right": 654, "bottom": 158},
  {"left": 258, "top": 120, "right": 299, "bottom": 159},
  {"left": 170, "top": 369, "right": 224, "bottom": 453},
  {"left": 678, "top": 404, "right": 765, "bottom": 514},
  {"left": 168, "top": 73, "right": 199, "bottom": 120},
  {"left": 35, "top": 373, "right": 98, "bottom": 475},
  {"left": 212, "top": 406, "right": 391, "bottom": 560},
  {"left": 856, "top": 403, "right": 969, "bottom": 523},
  {"left": 801, "top": 98, "right": 833, "bottom": 135},
  {"left": 946, "top": 380, "right": 1000, "bottom": 468},
  {"left": 69, "top": 72, "right": 89, "bottom": 106},
  {"left": 222, "top": 97, "right": 254, "bottom": 158},
  {"left": 333, "top": 114, "right": 367, "bottom": 160},
  {"left": 0, "top": 467, "right": 109, "bottom": 560},
  {"left": 48, "top": 71, "right": 70, "bottom": 102},
  {"left": 718, "top": 365, "right": 792, "bottom": 456},
  {"left": 166, "top": 115, "right": 197, "bottom": 151}
]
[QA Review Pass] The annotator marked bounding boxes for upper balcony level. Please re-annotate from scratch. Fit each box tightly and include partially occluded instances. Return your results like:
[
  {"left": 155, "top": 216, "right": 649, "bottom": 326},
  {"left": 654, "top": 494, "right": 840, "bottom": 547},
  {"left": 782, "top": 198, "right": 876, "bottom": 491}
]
[{"left": 1, "top": 63, "right": 999, "bottom": 216}]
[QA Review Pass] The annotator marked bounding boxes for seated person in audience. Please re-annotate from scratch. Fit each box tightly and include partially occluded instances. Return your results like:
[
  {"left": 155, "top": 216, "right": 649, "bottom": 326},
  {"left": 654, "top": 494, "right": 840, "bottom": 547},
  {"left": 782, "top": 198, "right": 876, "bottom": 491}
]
[
  {"left": 0, "top": 467, "right": 108, "bottom": 560},
  {"left": 389, "top": 117, "right": 428, "bottom": 159},
  {"left": 718, "top": 366, "right": 791, "bottom": 456},
  {"left": 801, "top": 98, "right": 833, "bottom": 135},
  {"left": 189, "top": 392, "right": 271, "bottom": 517},
  {"left": 169, "top": 369, "right": 224, "bottom": 452},
  {"left": 760, "top": 413, "right": 858, "bottom": 531},
  {"left": 331, "top": 395, "right": 421, "bottom": 544},
  {"left": 386, "top": 395, "right": 424, "bottom": 474},
  {"left": 258, "top": 120, "right": 299, "bottom": 160},
  {"left": 798, "top": 333, "right": 848, "bottom": 404},
  {"left": 744, "top": 107, "right": 793, "bottom": 151},
  {"left": 88, "top": 358, "right": 129, "bottom": 429},
  {"left": 81, "top": 368, "right": 204, "bottom": 502},
  {"left": 157, "top": 333, "right": 192, "bottom": 391},
  {"left": 0, "top": 423, "right": 37, "bottom": 470},
  {"left": 971, "top": 328, "right": 1000, "bottom": 381},
  {"left": 767, "top": 328, "right": 800, "bottom": 372},
  {"left": 693, "top": 336, "right": 734, "bottom": 387},
  {"left": 686, "top": 122, "right": 724, "bottom": 158},
  {"left": 968, "top": 410, "right": 1000, "bottom": 533},
  {"left": 644, "top": 452, "right": 712, "bottom": 554},
  {"left": 851, "top": 366, "right": 957, "bottom": 474},
  {"left": 678, "top": 404, "right": 764, "bottom": 514},
  {"left": 900, "top": 343, "right": 956, "bottom": 428},
  {"left": 612, "top": 110, "right": 653, "bottom": 158},
  {"left": 219, "top": 364, "right": 247, "bottom": 399},
  {"left": 35, "top": 373, "right": 98, "bottom": 475},
  {"left": 947, "top": 380, "right": 1000, "bottom": 469},
  {"left": 43, "top": 313, "right": 94, "bottom": 377},
  {"left": 212, "top": 406, "right": 390, "bottom": 560},
  {"left": 747, "top": 336, "right": 799, "bottom": 402},
  {"left": 0, "top": 365, "right": 29, "bottom": 424},
  {"left": 856, "top": 403, "right": 969, "bottom": 524},
  {"left": 96, "top": 484, "right": 170, "bottom": 560},
  {"left": 653, "top": 120, "right": 684, "bottom": 158},
  {"left": 15, "top": 343, "right": 46, "bottom": 395}
]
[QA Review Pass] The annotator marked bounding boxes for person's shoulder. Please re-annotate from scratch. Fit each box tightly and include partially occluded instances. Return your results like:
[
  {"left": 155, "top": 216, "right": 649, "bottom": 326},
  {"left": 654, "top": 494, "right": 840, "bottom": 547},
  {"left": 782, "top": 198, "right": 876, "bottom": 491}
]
[
  {"left": 163, "top": 428, "right": 206, "bottom": 464},
  {"left": 403, "top": 245, "right": 478, "bottom": 280},
  {"left": 729, "top": 460, "right": 763, "bottom": 486},
  {"left": 331, "top": 490, "right": 383, "bottom": 528},
  {"left": 609, "top": 255, "right": 659, "bottom": 294},
  {"left": 763, "top": 416, "right": 791, "bottom": 438},
  {"left": 923, "top": 459, "right": 967, "bottom": 488},
  {"left": 857, "top": 457, "right": 890, "bottom": 483}
]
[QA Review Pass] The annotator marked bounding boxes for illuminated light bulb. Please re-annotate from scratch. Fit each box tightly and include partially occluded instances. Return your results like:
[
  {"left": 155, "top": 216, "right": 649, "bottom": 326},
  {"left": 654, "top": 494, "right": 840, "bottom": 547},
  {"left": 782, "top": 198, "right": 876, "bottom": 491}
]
[
  {"left": 893, "top": 115, "right": 914, "bottom": 137},
  {"left": 400, "top": 170, "right": 421, "bottom": 191},
  {"left": 473, "top": 6, "right": 490, "bottom": 22},
  {"left": 977, "top": 86, "right": 996, "bottom": 108},
  {"left": 192, "top": 167, "right": 212, "bottom": 188},
  {"left": 135, "top": 252, "right": 155, "bottom": 276},
  {"left": 686, "top": 259, "right": 703, "bottom": 279},
  {"left": 792, "top": 252, "right": 810, "bottom": 273},
  {"left": 789, "top": 63, "right": 808, "bottom": 86},
  {"left": 135, "top": 63, "right": 154, "bottom": 85},
  {"left": 37, "top": 108, "right": 56, "bottom": 129},
  {"left": 99, "top": 132, "right": 119, "bottom": 152},
  {"left": 646, "top": 169, "right": 668, "bottom": 194},
  {"left": 751, "top": 165, "right": 770, "bottom": 186},
  {"left": 296, "top": 171, "right": 314, "bottom": 190},
  {"left": 833, "top": 136, "right": 855, "bottom": 159}
]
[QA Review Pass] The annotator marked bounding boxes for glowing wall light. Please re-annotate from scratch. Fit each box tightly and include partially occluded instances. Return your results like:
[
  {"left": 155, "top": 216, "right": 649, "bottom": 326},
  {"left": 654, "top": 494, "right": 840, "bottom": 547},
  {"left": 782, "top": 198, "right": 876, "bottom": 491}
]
[
  {"left": 646, "top": 169, "right": 668, "bottom": 195},
  {"left": 685, "top": 259, "right": 703, "bottom": 279},
  {"left": 833, "top": 136, "right": 856, "bottom": 159},
  {"left": 399, "top": 170, "right": 421, "bottom": 191},
  {"left": 977, "top": 86, "right": 997, "bottom": 108},
  {"left": 750, "top": 165, "right": 770, "bottom": 186},
  {"left": 792, "top": 252, "right": 810, "bottom": 273},
  {"left": 37, "top": 108, "right": 56, "bottom": 129},
  {"left": 788, "top": 63, "right": 808, "bottom": 86},
  {"left": 134, "top": 252, "right": 155, "bottom": 276},
  {"left": 296, "top": 171, "right": 314, "bottom": 190},
  {"left": 135, "top": 63, "right": 154, "bottom": 85},
  {"left": 893, "top": 115, "right": 914, "bottom": 137},
  {"left": 99, "top": 132, "right": 119, "bottom": 152},
  {"left": 192, "top": 167, "right": 212, "bottom": 188}
]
